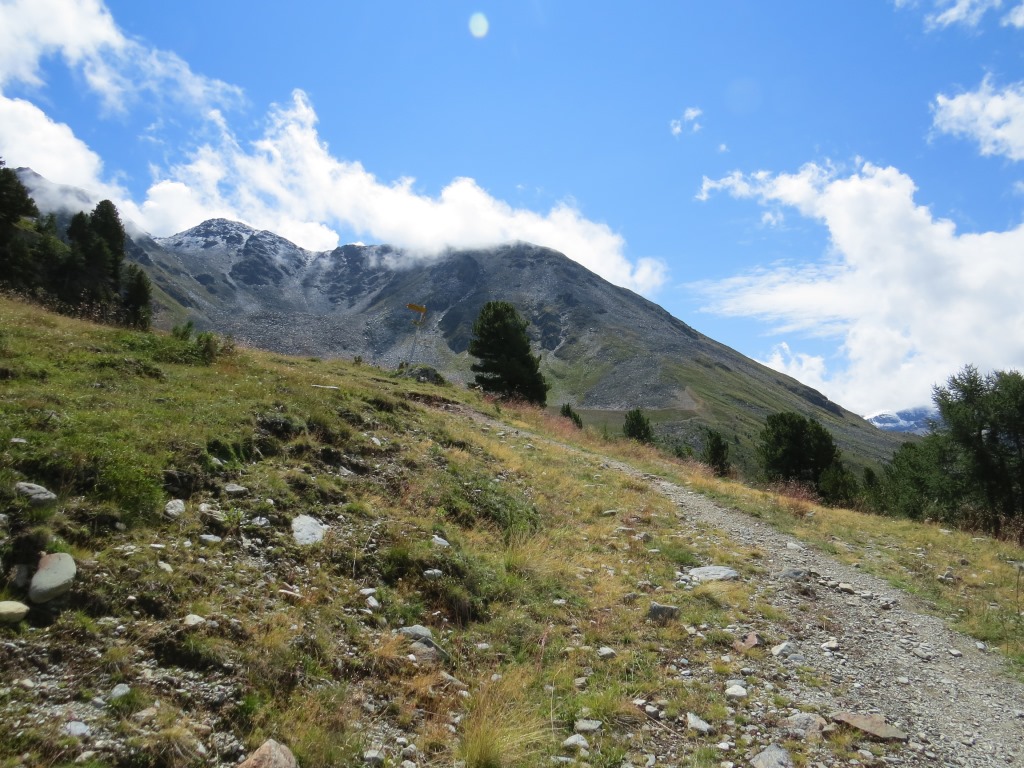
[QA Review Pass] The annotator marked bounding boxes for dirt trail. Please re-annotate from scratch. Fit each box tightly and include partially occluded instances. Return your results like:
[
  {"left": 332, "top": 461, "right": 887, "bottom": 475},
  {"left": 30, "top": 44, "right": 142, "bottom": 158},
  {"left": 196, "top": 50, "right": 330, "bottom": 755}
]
[{"left": 456, "top": 405, "right": 1024, "bottom": 767}]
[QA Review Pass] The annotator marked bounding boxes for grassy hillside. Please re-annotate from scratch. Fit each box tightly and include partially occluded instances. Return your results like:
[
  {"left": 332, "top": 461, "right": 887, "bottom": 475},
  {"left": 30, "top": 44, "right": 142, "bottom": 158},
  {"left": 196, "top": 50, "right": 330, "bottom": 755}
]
[{"left": 1, "top": 296, "right": 1021, "bottom": 768}]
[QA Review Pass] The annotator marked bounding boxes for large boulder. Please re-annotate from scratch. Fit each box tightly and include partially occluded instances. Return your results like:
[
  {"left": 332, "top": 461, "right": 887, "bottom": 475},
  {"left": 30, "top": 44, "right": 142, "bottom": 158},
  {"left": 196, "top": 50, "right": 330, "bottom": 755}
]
[{"left": 28, "top": 553, "right": 77, "bottom": 603}]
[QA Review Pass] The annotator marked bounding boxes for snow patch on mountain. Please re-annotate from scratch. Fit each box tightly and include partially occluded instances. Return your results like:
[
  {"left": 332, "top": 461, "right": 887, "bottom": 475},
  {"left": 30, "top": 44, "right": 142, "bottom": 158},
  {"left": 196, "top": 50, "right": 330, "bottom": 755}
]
[{"left": 866, "top": 406, "right": 937, "bottom": 435}]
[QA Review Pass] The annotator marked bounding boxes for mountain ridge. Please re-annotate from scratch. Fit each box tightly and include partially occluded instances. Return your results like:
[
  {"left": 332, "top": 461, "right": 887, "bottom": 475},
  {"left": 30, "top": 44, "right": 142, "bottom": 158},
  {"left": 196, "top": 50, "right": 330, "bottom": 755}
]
[{"left": 15, "top": 169, "right": 908, "bottom": 470}]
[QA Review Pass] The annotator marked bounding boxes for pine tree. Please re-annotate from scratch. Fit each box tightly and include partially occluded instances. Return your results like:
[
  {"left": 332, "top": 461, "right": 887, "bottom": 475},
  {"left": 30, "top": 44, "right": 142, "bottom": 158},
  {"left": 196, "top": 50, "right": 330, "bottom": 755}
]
[
  {"left": 122, "top": 264, "right": 153, "bottom": 329},
  {"left": 468, "top": 301, "right": 549, "bottom": 405},
  {"left": 90, "top": 200, "right": 126, "bottom": 288},
  {"left": 699, "top": 427, "right": 731, "bottom": 476},
  {"left": 623, "top": 408, "right": 654, "bottom": 443}
]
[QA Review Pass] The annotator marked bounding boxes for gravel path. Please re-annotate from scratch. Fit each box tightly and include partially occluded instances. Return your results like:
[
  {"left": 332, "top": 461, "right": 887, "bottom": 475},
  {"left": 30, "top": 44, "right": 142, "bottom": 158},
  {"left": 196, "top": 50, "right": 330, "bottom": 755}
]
[
  {"left": 450, "top": 405, "right": 1024, "bottom": 765},
  {"left": 624, "top": 460, "right": 1024, "bottom": 767}
]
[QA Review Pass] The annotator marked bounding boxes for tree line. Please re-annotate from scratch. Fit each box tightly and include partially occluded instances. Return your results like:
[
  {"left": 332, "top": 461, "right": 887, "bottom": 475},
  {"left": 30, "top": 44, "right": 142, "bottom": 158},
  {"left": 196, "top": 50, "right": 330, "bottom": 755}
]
[{"left": 0, "top": 158, "right": 152, "bottom": 328}]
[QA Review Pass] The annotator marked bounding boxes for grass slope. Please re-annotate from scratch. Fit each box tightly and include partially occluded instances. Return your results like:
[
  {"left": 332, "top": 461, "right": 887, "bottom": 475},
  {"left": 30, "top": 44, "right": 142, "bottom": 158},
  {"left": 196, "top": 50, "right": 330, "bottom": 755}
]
[{"left": 0, "top": 296, "right": 1021, "bottom": 768}]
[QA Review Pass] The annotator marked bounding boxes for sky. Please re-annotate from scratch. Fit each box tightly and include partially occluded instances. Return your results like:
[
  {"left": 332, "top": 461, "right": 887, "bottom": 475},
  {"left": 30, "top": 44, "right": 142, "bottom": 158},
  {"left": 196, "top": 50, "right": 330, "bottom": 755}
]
[{"left": 1, "top": 0, "right": 1024, "bottom": 416}]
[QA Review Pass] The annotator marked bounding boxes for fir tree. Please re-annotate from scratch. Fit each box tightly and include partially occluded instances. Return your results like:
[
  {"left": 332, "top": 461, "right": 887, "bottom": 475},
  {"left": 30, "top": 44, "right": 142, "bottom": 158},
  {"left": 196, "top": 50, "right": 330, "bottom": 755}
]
[{"left": 468, "top": 301, "right": 549, "bottom": 405}]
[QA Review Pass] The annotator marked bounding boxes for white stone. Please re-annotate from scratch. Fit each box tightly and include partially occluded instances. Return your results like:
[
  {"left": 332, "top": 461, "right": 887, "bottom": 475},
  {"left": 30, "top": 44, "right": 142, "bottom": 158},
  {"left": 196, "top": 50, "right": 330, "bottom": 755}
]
[
  {"left": 183, "top": 614, "right": 207, "bottom": 627},
  {"left": 686, "top": 712, "right": 714, "bottom": 734},
  {"left": 292, "top": 515, "right": 327, "bottom": 545},
  {"left": 689, "top": 565, "right": 740, "bottom": 582},
  {"left": 562, "top": 734, "right": 589, "bottom": 751},
  {"left": 0, "top": 601, "right": 30, "bottom": 624},
  {"left": 164, "top": 499, "right": 185, "bottom": 519},
  {"left": 724, "top": 685, "right": 747, "bottom": 699}
]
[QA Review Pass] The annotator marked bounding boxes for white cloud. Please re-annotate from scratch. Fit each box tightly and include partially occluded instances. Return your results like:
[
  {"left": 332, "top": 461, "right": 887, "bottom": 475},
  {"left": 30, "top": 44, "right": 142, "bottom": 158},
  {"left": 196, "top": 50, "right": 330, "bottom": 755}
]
[
  {"left": 904, "top": 0, "right": 1024, "bottom": 27},
  {"left": 697, "top": 160, "right": 1024, "bottom": 414},
  {"left": 933, "top": 76, "right": 1024, "bottom": 160},
  {"left": 761, "top": 211, "right": 784, "bottom": 227},
  {"left": 670, "top": 106, "right": 702, "bottom": 136},
  {"left": 718, "top": 143, "right": 729, "bottom": 153},
  {"left": 763, "top": 343, "right": 829, "bottom": 391},
  {"left": 0, "top": 95, "right": 124, "bottom": 200},
  {"left": 1004, "top": 1, "right": 1024, "bottom": 25},
  {"left": 923, "top": 0, "right": 1003, "bottom": 28},
  {"left": 0, "top": 0, "right": 241, "bottom": 114},
  {"left": 133, "top": 90, "right": 666, "bottom": 293}
]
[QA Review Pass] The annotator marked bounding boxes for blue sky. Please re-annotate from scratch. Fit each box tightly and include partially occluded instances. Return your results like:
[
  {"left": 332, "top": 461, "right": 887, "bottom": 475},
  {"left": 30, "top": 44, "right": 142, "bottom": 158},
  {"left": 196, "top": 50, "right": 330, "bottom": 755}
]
[{"left": 2, "top": 0, "right": 1024, "bottom": 415}]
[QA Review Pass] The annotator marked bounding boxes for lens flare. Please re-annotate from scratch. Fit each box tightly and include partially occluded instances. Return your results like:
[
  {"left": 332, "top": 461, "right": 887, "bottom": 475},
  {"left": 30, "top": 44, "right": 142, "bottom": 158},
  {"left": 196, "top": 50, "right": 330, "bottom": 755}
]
[{"left": 469, "top": 12, "right": 489, "bottom": 38}]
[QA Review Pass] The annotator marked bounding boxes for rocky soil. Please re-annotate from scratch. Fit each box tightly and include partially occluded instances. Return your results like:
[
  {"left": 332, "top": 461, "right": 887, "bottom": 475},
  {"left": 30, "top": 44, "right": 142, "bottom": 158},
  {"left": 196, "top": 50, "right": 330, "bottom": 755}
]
[
  {"left": 606, "top": 457, "right": 1024, "bottom": 767},
  {"left": 3, "top": 412, "right": 1023, "bottom": 768}
]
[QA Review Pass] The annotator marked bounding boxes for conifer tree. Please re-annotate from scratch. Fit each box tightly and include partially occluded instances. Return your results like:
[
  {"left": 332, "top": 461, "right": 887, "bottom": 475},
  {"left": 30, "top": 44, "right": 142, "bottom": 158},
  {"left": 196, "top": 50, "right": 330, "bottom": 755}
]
[{"left": 468, "top": 301, "right": 548, "bottom": 405}]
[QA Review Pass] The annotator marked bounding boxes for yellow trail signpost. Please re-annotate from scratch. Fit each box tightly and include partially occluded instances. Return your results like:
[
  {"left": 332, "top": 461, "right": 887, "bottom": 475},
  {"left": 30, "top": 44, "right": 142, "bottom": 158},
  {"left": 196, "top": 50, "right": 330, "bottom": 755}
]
[{"left": 406, "top": 303, "right": 427, "bottom": 365}]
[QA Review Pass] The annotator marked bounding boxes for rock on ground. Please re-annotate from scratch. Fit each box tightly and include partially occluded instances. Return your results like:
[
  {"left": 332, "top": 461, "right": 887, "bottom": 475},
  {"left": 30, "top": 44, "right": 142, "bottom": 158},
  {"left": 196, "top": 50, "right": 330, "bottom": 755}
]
[
  {"left": 750, "top": 744, "right": 794, "bottom": 768},
  {"left": 688, "top": 565, "right": 739, "bottom": 582},
  {"left": 0, "top": 601, "right": 30, "bottom": 624},
  {"left": 291, "top": 514, "right": 326, "bottom": 545},
  {"left": 238, "top": 739, "right": 297, "bottom": 768},
  {"left": 28, "top": 552, "right": 76, "bottom": 603},
  {"left": 14, "top": 482, "right": 57, "bottom": 506}
]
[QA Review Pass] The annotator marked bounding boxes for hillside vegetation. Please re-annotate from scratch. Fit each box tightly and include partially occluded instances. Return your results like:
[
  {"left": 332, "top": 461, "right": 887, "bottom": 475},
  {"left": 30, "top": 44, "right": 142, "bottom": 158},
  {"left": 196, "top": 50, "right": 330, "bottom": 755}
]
[{"left": 1, "top": 297, "right": 1022, "bottom": 768}]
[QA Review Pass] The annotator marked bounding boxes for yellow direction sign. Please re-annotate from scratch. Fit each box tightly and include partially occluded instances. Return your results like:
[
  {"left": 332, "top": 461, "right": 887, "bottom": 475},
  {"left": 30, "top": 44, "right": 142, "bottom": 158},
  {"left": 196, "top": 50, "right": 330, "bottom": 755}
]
[{"left": 406, "top": 303, "right": 427, "bottom": 314}]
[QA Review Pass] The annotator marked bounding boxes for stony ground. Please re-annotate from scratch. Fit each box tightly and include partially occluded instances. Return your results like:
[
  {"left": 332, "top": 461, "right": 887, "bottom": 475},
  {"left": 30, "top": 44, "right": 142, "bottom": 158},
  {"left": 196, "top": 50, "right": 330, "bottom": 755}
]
[
  {"left": 4, "top": 404, "right": 1024, "bottom": 768},
  {"left": 603, "top": 455, "right": 1024, "bottom": 768}
]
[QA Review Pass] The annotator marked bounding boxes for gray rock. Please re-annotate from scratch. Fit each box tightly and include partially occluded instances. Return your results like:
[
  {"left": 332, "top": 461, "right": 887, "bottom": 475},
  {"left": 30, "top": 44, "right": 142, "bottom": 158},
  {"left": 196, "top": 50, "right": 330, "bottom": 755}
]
[
  {"left": 0, "top": 600, "right": 30, "bottom": 624},
  {"left": 199, "top": 534, "right": 222, "bottom": 544},
  {"left": 291, "top": 514, "right": 326, "bottom": 545},
  {"left": 647, "top": 601, "right": 680, "bottom": 623},
  {"left": 63, "top": 721, "right": 91, "bottom": 738},
  {"left": 224, "top": 483, "right": 248, "bottom": 496},
  {"left": 408, "top": 641, "right": 441, "bottom": 663},
  {"left": 28, "top": 552, "right": 76, "bottom": 603},
  {"left": 398, "top": 625, "right": 434, "bottom": 641},
  {"left": 423, "top": 569, "right": 443, "bottom": 580},
  {"left": 780, "top": 712, "right": 827, "bottom": 740},
  {"left": 686, "top": 712, "right": 713, "bottom": 734},
  {"left": 183, "top": 614, "right": 207, "bottom": 627},
  {"left": 238, "top": 738, "right": 298, "bottom": 768},
  {"left": 110, "top": 683, "right": 131, "bottom": 700},
  {"left": 771, "top": 641, "right": 793, "bottom": 657},
  {"left": 574, "top": 719, "right": 603, "bottom": 733},
  {"left": 164, "top": 499, "right": 186, "bottom": 519},
  {"left": 0, "top": 512, "right": 8, "bottom": 528},
  {"left": 724, "top": 684, "right": 747, "bottom": 699},
  {"left": 597, "top": 646, "right": 617, "bottom": 660},
  {"left": 15, "top": 482, "right": 57, "bottom": 507},
  {"left": 431, "top": 534, "right": 450, "bottom": 548},
  {"left": 363, "top": 749, "right": 385, "bottom": 766},
  {"left": 689, "top": 565, "right": 739, "bottom": 582},
  {"left": 562, "top": 734, "right": 589, "bottom": 751},
  {"left": 750, "top": 744, "right": 793, "bottom": 768}
]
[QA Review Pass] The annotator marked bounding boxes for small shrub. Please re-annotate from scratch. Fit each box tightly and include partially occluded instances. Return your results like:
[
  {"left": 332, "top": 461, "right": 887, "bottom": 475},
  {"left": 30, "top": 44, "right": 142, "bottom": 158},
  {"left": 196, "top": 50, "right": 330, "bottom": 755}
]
[{"left": 559, "top": 403, "right": 583, "bottom": 429}]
